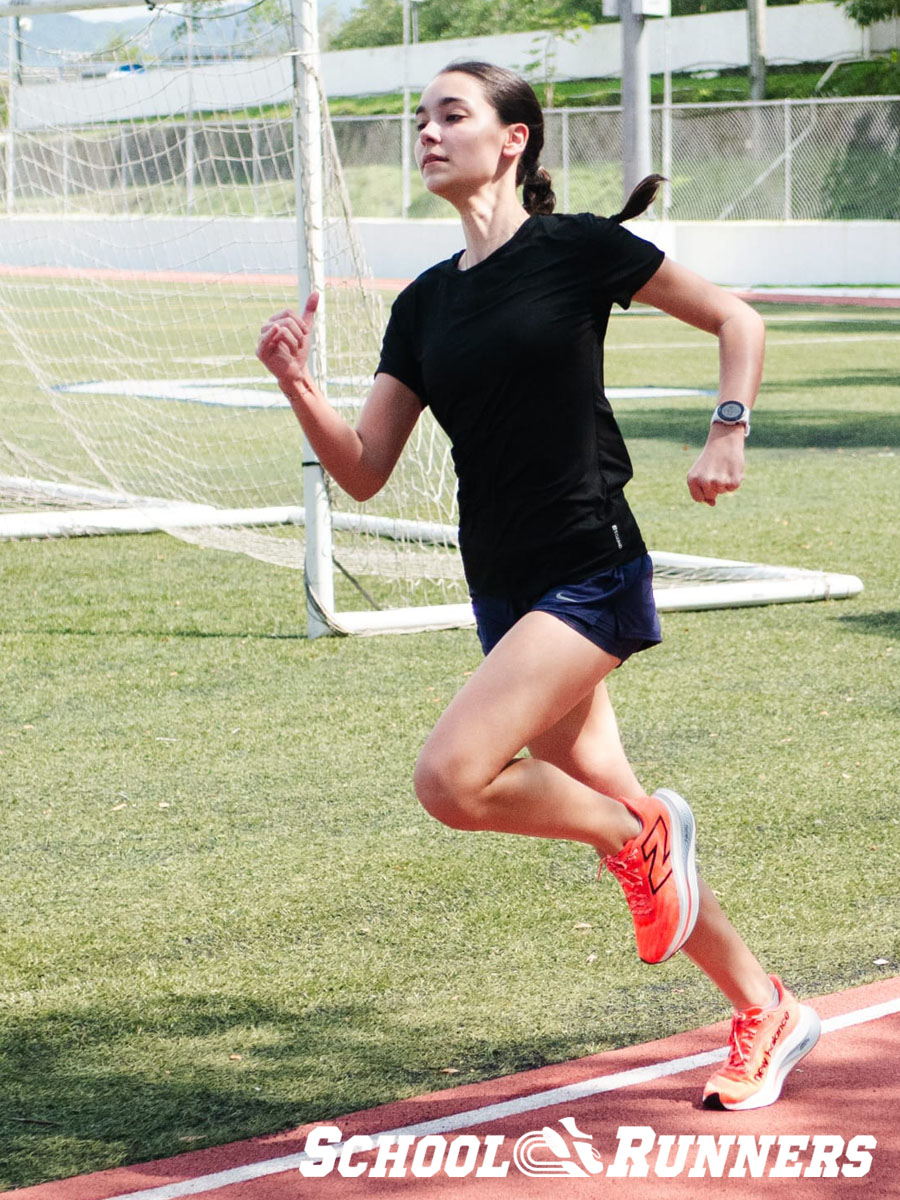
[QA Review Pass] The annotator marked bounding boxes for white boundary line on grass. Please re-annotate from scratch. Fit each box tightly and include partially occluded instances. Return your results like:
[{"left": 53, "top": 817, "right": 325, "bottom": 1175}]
[
  {"left": 610, "top": 332, "right": 900, "bottom": 352},
  {"left": 48, "top": 380, "right": 713, "bottom": 409},
  {"left": 98, "top": 993, "right": 900, "bottom": 1200}
]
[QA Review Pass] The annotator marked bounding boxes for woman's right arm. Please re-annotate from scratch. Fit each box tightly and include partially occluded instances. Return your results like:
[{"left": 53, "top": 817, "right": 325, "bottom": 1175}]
[{"left": 257, "top": 294, "right": 422, "bottom": 503}]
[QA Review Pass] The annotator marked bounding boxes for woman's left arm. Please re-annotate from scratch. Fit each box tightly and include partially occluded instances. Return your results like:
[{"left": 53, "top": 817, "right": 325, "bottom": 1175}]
[{"left": 633, "top": 257, "right": 765, "bottom": 507}]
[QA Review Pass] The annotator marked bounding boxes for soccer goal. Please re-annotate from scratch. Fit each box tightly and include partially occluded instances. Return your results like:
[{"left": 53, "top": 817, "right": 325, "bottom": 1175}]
[{"left": 0, "top": 0, "right": 862, "bottom": 636}]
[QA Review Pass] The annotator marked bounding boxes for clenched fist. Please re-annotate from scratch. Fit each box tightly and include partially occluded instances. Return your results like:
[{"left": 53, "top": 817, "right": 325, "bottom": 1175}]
[{"left": 687, "top": 424, "right": 746, "bottom": 507}]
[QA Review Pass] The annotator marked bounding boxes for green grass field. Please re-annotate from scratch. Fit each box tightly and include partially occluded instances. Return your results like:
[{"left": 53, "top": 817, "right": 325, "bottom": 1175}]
[{"left": 1, "top": 297, "right": 899, "bottom": 1187}]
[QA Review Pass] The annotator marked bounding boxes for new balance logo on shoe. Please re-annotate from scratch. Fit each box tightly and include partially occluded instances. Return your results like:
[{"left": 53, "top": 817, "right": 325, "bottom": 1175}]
[
  {"left": 754, "top": 1009, "right": 792, "bottom": 1082},
  {"left": 640, "top": 816, "right": 673, "bottom": 894},
  {"left": 602, "top": 789, "right": 699, "bottom": 964}
]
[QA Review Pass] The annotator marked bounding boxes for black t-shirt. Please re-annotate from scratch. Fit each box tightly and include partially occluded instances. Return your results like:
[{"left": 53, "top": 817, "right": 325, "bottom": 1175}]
[{"left": 376, "top": 212, "right": 664, "bottom": 598}]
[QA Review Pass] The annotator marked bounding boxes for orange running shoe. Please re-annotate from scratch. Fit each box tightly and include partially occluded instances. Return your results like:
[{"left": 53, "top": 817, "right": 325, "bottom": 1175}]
[
  {"left": 602, "top": 787, "right": 699, "bottom": 964},
  {"left": 703, "top": 975, "right": 821, "bottom": 1110}
]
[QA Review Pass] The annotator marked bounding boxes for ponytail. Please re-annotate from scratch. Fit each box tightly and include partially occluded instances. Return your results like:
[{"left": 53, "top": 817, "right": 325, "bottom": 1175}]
[
  {"left": 434, "top": 60, "right": 660, "bottom": 222},
  {"left": 522, "top": 163, "right": 556, "bottom": 216},
  {"left": 612, "top": 173, "right": 665, "bottom": 223},
  {"left": 525, "top": 167, "right": 663, "bottom": 221},
  {"left": 524, "top": 165, "right": 662, "bottom": 221}
]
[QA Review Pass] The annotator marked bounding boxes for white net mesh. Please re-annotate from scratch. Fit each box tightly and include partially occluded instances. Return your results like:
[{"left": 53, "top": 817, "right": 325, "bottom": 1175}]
[
  {"left": 0, "top": 7, "right": 864, "bottom": 627},
  {"left": 0, "top": 2, "right": 467, "bottom": 616}
]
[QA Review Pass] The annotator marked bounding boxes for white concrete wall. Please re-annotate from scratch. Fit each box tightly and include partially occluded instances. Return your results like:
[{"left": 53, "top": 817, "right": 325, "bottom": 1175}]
[
  {"left": 0, "top": 215, "right": 300, "bottom": 275},
  {"left": 2, "top": 215, "right": 898, "bottom": 285},
  {"left": 324, "top": 5, "right": 891, "bottom": 96},
  {"left": 637, "top": 219, "right": 900, "bottom": 287},
  {"left": 358, "top": 217, "right": 900, "bottom": 286},
  {"left": 17, "top": 57, "right": 292, "bottom": 130},
  {"left": 15, "top": 4, "right": 899, "bottom": 129}
]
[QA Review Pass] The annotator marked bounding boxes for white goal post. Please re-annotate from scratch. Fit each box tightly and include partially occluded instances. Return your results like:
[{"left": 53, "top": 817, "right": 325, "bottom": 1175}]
[{"left": 0, "top": 0, "right": 863, "bottom": 635}]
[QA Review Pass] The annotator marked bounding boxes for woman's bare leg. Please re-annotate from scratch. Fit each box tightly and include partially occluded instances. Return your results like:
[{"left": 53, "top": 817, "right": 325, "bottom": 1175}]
[
  {"left": 415, "top": 612, "right": 697, "bottom": 964},
  {"left": 413, "top": 611, "right": 640, "bottom": 855},
  {"left": 529, "top": 678, "right": 774, "bottom": 1011}
]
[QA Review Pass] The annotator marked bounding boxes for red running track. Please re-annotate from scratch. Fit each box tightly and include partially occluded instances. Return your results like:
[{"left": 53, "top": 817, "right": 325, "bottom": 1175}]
[
  {"left": 1, "top": 266, "right": 899, "bottom": 307},
  {"left": 3, "top": 975, "right": 898, "bottom": 1200}
]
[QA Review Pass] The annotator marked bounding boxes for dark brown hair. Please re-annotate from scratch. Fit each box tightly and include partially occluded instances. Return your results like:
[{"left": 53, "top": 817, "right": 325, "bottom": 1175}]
[
  {"left": 440, "top": 60, "right": 555, "bottom": 214},
  {"left": 613, "top": 173, "right": 665, "bottom": 223},
  {"left": 439, "top": 61, "right": 663, "bottom": 222}
]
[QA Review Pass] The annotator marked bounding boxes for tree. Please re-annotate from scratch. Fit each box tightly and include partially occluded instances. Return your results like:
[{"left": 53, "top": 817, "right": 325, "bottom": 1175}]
[
  {"left": 101, "top": 32, "right": 143, "bottom": 64},
  {"left": 328, "top": 0, "right": 815, "bottom": 51},
  {"left": 329, "top": 1, "right": 608, "bottom": 50},
  {"left": 833, "top": 0, "right": 899, "bottom": 24}
]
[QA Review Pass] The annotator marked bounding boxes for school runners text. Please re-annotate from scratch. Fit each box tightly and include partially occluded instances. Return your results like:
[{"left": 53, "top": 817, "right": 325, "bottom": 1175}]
[{"left": 298, "top": 1119, "right": 875, "bottom": 1180}]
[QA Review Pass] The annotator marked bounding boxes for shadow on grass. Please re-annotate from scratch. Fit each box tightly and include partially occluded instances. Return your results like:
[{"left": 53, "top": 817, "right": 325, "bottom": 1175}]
[
  {"left": 0, "top": 996, "right": 317, "bottom": 1185},
  {"left": 617, "top": 406, "right": 900, "bottom": 450},
  {"left": 0, "top": 626, "right": 310, "bottom": 641},
  {"left": 834, "top": 610, "right": 900, "bottom": 639},
  {"left": 0, "top": 990, "right": 646, "bottom": 1187},
  {"left": 763, "top": 319, "right": 900, "bottom": 336},
  {"left": 769, "top": 371, "right": 900, "bottom": 393}
]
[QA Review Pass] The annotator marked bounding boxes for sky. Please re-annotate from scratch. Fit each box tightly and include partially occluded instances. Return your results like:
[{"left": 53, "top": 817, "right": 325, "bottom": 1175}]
[
  {"left": 75, "top": 0, "right": 362, "bottom": 20},
  {"left": 74, "top": 4, "right": 150, "bottom": 18}
]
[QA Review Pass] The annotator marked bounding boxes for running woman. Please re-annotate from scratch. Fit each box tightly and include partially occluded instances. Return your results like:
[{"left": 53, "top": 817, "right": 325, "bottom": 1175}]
[{"left": 257, "top": 60, "right": 820, "bottom": 1110}]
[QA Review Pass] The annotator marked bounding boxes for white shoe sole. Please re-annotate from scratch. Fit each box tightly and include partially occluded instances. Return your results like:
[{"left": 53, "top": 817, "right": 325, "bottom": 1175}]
[
  {"left": 652, "top": 787, "right": 700, "bottom": 962},
  {"left": 712, "top": 1004, "right": 822, "bottom": 1110}
]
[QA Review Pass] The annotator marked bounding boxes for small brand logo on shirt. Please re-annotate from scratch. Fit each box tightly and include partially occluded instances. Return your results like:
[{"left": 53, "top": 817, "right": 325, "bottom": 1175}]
[{"left": 611, "top": 523, "right": 623, "bottom": 550}]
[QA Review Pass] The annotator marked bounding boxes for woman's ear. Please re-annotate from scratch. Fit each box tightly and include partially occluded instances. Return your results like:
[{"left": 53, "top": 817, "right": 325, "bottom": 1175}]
[{"left": 501, "top": 123, "right": 529, "bottom": 162}]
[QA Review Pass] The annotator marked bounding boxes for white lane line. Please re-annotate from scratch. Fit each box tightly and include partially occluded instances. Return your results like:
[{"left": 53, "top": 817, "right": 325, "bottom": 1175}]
[
  {"left": 97, "top": 992, "right": 900, "bottom": 1200},
  {"left": 609, "top": 333, "right": 899, "bottom": 351},
  {"left": 50, "top": 381, "right": 713, "bottom": 408}
]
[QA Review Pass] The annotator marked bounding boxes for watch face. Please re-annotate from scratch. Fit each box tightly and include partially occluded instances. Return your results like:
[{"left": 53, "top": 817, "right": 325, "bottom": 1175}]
[{"left": 718, "top": 401, "right": 745, "bottom": 422}]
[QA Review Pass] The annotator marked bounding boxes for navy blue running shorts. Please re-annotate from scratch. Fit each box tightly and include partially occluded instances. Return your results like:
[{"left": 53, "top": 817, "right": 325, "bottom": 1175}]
[{"left": 470, "top": 553, "right": 662, "bottom": 663}]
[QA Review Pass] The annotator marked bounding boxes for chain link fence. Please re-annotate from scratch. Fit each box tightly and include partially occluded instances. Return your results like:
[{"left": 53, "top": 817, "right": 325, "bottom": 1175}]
[
  {"left": 332, "top": 95, "right": 900, "bottom": 221},
  {"left": 2, "top": 95, "right": 898, "bottom": 220}
]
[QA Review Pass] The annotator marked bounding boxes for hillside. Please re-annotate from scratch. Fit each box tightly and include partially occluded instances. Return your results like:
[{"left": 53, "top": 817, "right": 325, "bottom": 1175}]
[{"left": 0, "top": 1, "right": 358, "bottom": 70}]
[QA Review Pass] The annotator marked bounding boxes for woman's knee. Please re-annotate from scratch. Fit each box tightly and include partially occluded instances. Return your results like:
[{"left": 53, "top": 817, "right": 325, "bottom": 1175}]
[{"left": 413, "top": 746, "right": 485, "bottom": 830}]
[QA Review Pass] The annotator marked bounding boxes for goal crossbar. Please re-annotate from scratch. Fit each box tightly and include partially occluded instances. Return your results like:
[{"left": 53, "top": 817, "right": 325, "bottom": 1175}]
[
  {"left": 0, "top": 0, "right": 210, "bottom": 16},
  {"left": 1, "top": 478, "right": 863, "bottom": 634}
]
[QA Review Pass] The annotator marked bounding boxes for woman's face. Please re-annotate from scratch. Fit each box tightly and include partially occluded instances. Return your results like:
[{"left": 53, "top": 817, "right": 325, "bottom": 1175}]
[{"left": 414, "top": 71, "right": 524, "bottom": 201}]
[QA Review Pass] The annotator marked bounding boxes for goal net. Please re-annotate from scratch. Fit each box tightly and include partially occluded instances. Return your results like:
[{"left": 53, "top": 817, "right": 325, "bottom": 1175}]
[{"left": 0, "top": 0, "right": 862, "bottom": 634}]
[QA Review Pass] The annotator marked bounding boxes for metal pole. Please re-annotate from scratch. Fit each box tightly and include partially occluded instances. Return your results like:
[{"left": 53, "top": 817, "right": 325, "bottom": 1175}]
[
  {"left": 13, "top": 12, "right": 22, "bottom": 83},
  {"left": 747, "top": 0, "right": 767, "bottom": 102},
  {"left": 784, "top": 99, "right": 792, "bottom": 221},
  {"left": 6, "top": 19, "right": 16, "bottom": 213},
  {"left": 62, "top": 130, "right": 70, "bottom": 213},
  {"left": 561, "top": 108, "right": 570, "bottom": 213},
  {"left": 620, "top": 0, "right": 652, "bottom": 202},
  {"left": 401, "top": 0, "right": 411, "bottom": 218},
  {"left": 251, "top": 122, "right": 261, "bottom": 215},
  {"left": 290, "top": 0, "right": 334, "bottom": 637},
  {"left": 120, "top": 126, "right": 128, "bottom": 211},
  {"left": 662, "top": 14, "right": 672, "bottom": 217},
  {"left": 185, "top": 10, "right": 195, "bottom": 213}
]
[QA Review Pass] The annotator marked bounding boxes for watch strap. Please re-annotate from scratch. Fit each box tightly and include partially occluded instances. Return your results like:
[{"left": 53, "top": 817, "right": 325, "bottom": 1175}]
[{"left": 711, "top": 401, "right": 751, "bottom": 435}]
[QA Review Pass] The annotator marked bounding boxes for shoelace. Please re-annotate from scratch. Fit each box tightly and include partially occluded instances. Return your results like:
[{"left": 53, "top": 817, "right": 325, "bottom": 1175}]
[
  {"left": 724, "top": 1008, "right": 766, "bottom": 1070},
  {"left": 602, "top": 846, "right": 653, "bottom": 918}
]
